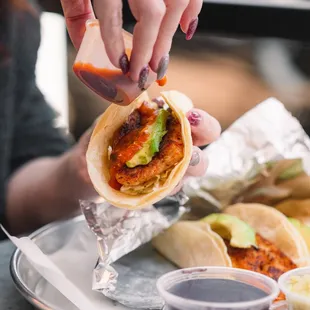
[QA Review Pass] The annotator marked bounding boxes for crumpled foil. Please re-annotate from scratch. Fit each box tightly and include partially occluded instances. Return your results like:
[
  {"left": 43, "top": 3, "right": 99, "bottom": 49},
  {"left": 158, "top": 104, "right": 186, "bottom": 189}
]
[
  {"left": 184, "top": 97, "right": 310, "bottom": 214},
  {"left": 80, "top": 193, "right": 187, "bottom": 308}
]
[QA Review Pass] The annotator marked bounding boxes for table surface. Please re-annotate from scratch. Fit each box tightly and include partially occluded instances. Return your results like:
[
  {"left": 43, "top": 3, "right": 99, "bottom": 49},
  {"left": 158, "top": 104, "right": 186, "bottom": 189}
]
[{"left": 0, "top": 241, "right": 34, "bottom": 310}]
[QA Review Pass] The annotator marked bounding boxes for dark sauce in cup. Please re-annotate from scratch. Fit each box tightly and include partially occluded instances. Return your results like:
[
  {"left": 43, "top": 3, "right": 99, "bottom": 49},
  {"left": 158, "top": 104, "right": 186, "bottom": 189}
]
[{"left": 164, "top": 278, "right": 269, "bottom": 310}]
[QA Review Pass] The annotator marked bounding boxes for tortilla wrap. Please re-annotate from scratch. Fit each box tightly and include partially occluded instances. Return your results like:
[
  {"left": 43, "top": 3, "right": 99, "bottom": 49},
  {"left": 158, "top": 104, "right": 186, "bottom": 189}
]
[
  {"left": 86, "top": 90, "right": 193, "bottom": 209},
  {"left": 225, "top": 203, "right": 310, "bottom": 267},
  {"left": 152, "top": 221, "right": 232, "bottom": 268}
]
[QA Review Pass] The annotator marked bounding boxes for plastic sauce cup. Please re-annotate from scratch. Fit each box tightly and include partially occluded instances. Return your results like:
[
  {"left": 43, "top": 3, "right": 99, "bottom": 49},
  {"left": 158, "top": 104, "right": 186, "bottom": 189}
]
[
  {"left": 278, "top": 267, "right": 310, "bottom": 310},
  {"left": 157, "top": 267, "right": 280, "bottom": 310},
  {"left": 73, "top": 19, "right": 157, "bottom": 105}
]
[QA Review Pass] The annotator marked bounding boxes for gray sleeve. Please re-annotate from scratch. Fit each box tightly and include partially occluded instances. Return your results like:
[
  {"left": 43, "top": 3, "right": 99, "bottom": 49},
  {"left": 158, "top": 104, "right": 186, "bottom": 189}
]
[{"left": 10, "top": 83, "right": 73, "bottom": 173}]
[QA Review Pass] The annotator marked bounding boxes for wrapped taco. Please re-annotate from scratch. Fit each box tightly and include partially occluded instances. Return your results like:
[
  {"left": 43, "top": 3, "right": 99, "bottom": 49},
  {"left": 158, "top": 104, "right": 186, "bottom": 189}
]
[
  {"left": 86, "top": 90, "right": 193, "bottom": 209},
  {"left": 152, "top": 204, "right": 309, "bottom": 287}
]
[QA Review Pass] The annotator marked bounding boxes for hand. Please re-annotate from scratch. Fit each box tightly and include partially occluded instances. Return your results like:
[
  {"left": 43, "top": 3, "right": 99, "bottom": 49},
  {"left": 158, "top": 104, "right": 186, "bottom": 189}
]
[
  {"left": 69, "top": 126, "right": 94, "bottom": 189},
  {"left": 60, "top": 0, "right": 202, "bottom": 83},
  {"left": 170, "top": 109, "right": 221, "bottom": 195}
]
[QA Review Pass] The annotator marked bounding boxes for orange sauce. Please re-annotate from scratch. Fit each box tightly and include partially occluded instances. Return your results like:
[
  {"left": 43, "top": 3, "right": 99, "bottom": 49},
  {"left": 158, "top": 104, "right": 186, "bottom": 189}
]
[
  {"left": 156, "top": 75, "right": 167, "bottom": 87},
  {"left": 73, "top": 46, "right": 131, "bottom": 81},
  {"left": 73, "top": 62, "right": 131, "bottom": 103},
  {"left": 73, "top": 50, "right": 166, "bottom": 104},
  {"left": 73, "top": 62, "right": 123, "bottom": 79},
  {"left": 108, "top": 103, "right": 158, "bottom": 190}
]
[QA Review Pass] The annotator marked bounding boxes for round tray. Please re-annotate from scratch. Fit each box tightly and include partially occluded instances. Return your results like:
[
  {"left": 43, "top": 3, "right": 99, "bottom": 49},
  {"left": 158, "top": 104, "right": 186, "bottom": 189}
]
[
  {"left": 10, "top": 216, "right": 86, "bottom": 310},
  {"left": 10, "top": 215, "right": 125, "bottom": 310},
  {"left": 9, "top": 216, "right": 289, "bottom": 310}
]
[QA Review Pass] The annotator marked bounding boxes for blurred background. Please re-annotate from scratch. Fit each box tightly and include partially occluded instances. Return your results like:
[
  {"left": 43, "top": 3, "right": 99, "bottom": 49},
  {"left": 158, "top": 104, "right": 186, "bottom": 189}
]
[{"left": 38, "top": 0, "right": 310, "bottom": 140}]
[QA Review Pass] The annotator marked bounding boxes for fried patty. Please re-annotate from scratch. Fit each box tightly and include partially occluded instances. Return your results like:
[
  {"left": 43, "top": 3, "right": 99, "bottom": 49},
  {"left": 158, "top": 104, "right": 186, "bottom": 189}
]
[
  {"left": 225, "top": 234, "right": 296, "bottom": 280},
  {"left": 112, "top": 110, "right": 141, "bottom": 148},
  {"left": 224, "top": 234, "right": 296, "bottom": 302},
  {"left": 115, "top": 114, "right": 184, "bottom": 186}
]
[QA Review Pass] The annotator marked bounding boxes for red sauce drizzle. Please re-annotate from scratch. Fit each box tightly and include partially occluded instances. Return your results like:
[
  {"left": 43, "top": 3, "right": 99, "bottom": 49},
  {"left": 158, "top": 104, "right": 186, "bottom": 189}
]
[{"left": 108, "top": 102, "right": 158, "bottom": 190}]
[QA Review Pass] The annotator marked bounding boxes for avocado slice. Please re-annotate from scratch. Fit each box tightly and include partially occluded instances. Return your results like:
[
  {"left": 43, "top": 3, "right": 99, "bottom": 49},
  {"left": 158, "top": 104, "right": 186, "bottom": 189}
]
[
  {"left": 201, "top": 214, "right": 257, "bottom": 248},
  {"left": 126, "top": 109, "right": 169, "bottom": 168},
  {"left": 288, "top": 218, "right": 310, "bottom": 251}
]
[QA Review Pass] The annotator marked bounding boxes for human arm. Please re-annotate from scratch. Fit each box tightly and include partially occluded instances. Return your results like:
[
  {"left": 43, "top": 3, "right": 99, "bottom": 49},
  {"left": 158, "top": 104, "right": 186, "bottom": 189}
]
[{"left": 5, "top": 85, "right": 97, "bottom": 236}]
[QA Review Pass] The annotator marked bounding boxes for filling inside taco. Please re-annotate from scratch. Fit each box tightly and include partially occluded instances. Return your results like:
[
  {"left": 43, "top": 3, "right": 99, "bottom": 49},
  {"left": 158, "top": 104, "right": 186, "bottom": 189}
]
[{"left": 108, "top": 99, "right": 184, "bottom": 195}]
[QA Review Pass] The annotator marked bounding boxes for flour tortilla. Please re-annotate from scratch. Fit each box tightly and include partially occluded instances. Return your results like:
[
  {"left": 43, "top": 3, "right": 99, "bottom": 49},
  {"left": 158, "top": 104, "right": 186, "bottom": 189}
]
[
  {"left": 225, "top": 203, "right": 310, "bottom": 267},
  {"left": 152, "top": 221, "right": 232, "bottom": 268},
  {"left": 86, "top": 90, "right": 193, "bottom": 209}
]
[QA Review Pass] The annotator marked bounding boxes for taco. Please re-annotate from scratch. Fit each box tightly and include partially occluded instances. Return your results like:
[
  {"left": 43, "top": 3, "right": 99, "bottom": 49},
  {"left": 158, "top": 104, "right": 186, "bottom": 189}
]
[
  {"left": 287, "top": 218, "right": 310, "bottom": 255},
  {"left": 153, "top": 204, "right": 309, "bottom": 283},
  {"left": 86, "top": 91, "right": 193, "bottom": 209},
  {"left": 224, "top": 203, "right": 309, "bottom": 267},
  {"left": 273, "top": 199, "right": 310, "bottom": 251}
]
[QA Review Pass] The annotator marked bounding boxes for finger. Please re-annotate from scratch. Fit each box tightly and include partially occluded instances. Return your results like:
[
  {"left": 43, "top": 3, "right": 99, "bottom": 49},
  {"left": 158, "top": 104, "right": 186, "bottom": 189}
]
[
  {"left": 187, "top": 109, "right": 221, "bottom": 146},
  {"left": 60, "top": 0, "right": 95, "bottom": 49},
  {"left": 180, "top": 0, "right": 203, "bottom": 39},
  {"left": 185, "top": 147, "right": 208, "bottom": 177},
  {"left": 128, "top": 0, "right": 166, "bottom": 83},
  {"left": 149, "top": 0, "right": 189, "bottom": 78},
  {"left": 92, "top": 0, "right": 127, "bottom": 71}
]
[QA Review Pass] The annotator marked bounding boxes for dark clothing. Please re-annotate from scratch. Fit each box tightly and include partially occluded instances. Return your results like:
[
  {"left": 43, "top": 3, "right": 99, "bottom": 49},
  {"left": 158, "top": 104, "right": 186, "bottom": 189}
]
[{"left": 0, "top": 0, "right": 71, "bottom": 240}]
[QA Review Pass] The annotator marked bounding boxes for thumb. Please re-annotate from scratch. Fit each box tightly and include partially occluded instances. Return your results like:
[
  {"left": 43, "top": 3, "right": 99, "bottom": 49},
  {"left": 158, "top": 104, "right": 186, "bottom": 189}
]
[{"left": 79, "top": 115, "right": 102, "bottom": 153}]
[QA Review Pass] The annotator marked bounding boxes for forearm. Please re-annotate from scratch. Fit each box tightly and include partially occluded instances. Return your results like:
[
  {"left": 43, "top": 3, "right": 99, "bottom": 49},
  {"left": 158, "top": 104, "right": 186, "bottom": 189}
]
[{"left": 6, "top": 150, "right": 97, "bottom": 235}]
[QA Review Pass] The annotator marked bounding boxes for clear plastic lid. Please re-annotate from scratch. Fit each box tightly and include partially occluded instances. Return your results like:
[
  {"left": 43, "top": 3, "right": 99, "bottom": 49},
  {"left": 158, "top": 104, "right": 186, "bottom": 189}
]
[
  {"left": 157, "top": 267, "right": 280, "bottom": 310},
  {"left": 73, "top": 19, "right": 157, "bottom": 105}
]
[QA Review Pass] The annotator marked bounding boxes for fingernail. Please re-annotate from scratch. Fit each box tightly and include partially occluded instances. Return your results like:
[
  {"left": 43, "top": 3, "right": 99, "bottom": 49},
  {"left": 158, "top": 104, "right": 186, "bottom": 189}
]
[
  {"left": 188, "top": 111, "right": 202, "bottom": 126},
  {"left": 186, "top": 17, "right": 199, "bottom": 40},
  {"left": 138, "top": 65, "right": 149, "bottom": 90},
  {"left": 119, "top": 53, "right": 130, "bottom": 75},
  {"left": 157, "top": 55, "right": 169, "bottom": 80},
  {"left": 190, "top": 151, "right": 200, "bottom": 166}
]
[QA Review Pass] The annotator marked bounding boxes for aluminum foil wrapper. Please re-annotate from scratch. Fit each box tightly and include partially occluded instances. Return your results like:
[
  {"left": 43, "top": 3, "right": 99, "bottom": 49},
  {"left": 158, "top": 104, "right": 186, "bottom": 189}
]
[
  {"left": 80, "top": 194, "right": 187, "bottom": 307},
  {"left": 184, "top": 97, "right": 310, "bottom": 214}
]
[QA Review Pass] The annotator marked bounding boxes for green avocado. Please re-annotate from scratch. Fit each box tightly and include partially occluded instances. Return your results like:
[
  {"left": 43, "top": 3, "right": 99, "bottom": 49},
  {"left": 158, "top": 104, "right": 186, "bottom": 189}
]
[
  {"left": 126, "top": 109, "right": 169, "bottom": 168},
  {"left": 201, "top": 213, "right": 257, "bottom": 248},
  {"left": 288, "top": 218, "right": 310, "bottom": 251}
]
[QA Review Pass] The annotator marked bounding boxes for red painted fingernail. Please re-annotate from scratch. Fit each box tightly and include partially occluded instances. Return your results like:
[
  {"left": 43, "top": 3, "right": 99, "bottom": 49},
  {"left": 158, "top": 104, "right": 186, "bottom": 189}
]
[
  {"left": 186, "top": 17, "right": 199, "bottom": 40},
  {"left": 188, "top": 111, "right": 202, "bottom": 126},
  {"left": 138, "top": 65, "right": 149, "bottom": 90},
  {"left": 119, "top": 53, "right": 130, "bottom": 75}
]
